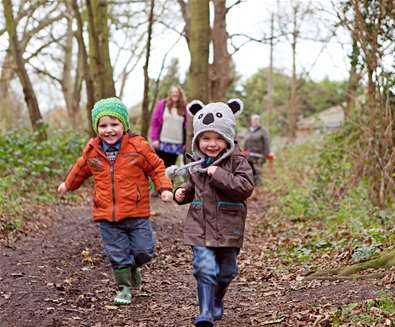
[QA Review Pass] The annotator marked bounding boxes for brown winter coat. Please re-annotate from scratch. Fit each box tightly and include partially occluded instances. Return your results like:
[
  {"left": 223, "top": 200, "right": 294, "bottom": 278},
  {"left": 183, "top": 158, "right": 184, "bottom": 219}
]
[
  {"left": 65, "top": 132, "right": 172, "bottom": 222},
  {"left": 175, "top": 146, "right": 254, "bottom": 248}
]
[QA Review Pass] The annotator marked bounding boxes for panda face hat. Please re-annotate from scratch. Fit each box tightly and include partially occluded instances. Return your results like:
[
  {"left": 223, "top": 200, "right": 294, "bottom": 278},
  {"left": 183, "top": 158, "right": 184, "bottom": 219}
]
[{"left": 187, "top": 99, "right": 243, "bottom": 170}]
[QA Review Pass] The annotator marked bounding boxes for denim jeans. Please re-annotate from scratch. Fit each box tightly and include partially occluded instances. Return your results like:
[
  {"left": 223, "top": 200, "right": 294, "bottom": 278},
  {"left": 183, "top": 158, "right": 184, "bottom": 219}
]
[
  {"left": 99, "top": 218, "right": 155, "bottom": 269},
  {"left": 192, "top": 246, "right": 240, "bottom": 286}
]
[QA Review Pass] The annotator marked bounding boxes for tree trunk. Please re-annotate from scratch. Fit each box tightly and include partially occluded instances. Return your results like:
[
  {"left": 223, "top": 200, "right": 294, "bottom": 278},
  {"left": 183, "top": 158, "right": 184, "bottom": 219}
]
[
  {"left": 62, "top": 7, "right": 76, "bottom": 127},
  {"left": 72, "top": 0, "right": 96, "bottom": 135},
  {"left": 140, "top": 0, "right": 155, "bottom": 138},
  {"left": 3, "top": 0, "right": 46, "bottom": 140},
  {"left": 187, "top": 0, "right": 210, "bottom": 151},
  {"left": 266, "top": 13, "right": 274, "bottom": 127},
  {"left": 209, "top": 0, "right": 232, "bottom": 102},
  {"left": 86, "top": 0, "right": 115, "bottom": 99},
  {"left": 287, "top": 6, "right": 299, "bottom": 141},
  {"left": 344, "top": 26, "right": 360, "bottom": 119},
  {"left": 0, "top": 49, "right": 16, "bottom": 130},
  {"left": 307, "top": 250, "right": 395, "bottom": 280},
  {"left": 177, "top": 0, "right": 191, "bottom": 49},
  {"left": 71, "top": 48, "right": 83, "bottom": 130}
]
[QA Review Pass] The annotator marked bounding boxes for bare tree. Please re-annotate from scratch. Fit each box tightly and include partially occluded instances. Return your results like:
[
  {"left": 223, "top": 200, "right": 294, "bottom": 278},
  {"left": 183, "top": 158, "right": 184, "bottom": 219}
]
[
  {"left": 178, "top": 0, "right": 242, "bottom": 102},
  {"left": 0, "top": 49, "right": 19, "bottom": 130},
  {"left": 275, "top": 0, "right": 315, "bottom": 140},
  {"left": 308, "top": 0, "right": 395, "bottom": 280},
  {"left": 187, "top": 0, "right": 210, "bottom": 150},
  {"left": 177, "top": 0, "right": 191, "bottom": 47},
  {"left": 344, "top": 21, "right": 361, "bottom": 118},
  {"left": 209, "top": 0, "right": 232, "bottom": 101},
  {"left": 61, "top": 4, "right": 77, "bottom": 128},
  {"left": 140, "top": 0, "right": 155, "bottom": 138},
  {"left": 3, "top": 0, "right": 46, "bottom": 139},
  {"left": 72, "top": 0, "right": 96, "bottom": 134},
  {"left": 266, "top": 13, "right": 275, "bottom": 120},
  {"left": 348, "top": 0, "right": 394, "bottom": 207},
  {"left": 86, "top": 0, "right": 116, "bottom": 99}
]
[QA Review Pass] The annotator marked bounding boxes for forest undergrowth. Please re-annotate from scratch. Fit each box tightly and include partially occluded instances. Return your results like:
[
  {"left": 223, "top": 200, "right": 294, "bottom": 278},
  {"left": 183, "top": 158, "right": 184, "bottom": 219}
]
[
  {"left": 257, "top": 125, "right": 395, "bottom": 324},
  {"left": 1, "top": 126, "right": 395, "bottom": 325}
]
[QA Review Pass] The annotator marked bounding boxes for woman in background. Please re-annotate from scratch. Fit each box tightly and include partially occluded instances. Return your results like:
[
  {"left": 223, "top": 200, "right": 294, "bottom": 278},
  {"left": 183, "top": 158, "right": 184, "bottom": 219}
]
[{"left": 150, "top": 85, "right": 188, "bottom": 167}]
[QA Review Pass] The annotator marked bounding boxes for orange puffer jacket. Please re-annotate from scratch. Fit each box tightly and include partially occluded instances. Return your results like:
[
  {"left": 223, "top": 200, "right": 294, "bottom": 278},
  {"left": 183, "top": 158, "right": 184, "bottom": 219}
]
[{"left": 64, "top": 132, "right": 172, "bottom": 222}]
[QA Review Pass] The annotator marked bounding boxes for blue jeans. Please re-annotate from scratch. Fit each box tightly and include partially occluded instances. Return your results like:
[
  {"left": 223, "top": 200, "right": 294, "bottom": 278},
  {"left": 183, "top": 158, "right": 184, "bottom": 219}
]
[
  {"left": 99, "top": 218, "right": 155, "bottom": 269},
  {"left": 192, "top": 246, "right": 240, "bottom": 286}
]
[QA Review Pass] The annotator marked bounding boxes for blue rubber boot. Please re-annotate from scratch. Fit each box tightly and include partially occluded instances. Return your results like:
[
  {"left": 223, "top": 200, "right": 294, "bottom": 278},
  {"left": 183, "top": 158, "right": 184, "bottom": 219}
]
[
  {"left": 194, "top": 283, "right": 215, "bottom": 327},
  {"left": 213, "top": 283, "right": 229, "bottom": 320}
]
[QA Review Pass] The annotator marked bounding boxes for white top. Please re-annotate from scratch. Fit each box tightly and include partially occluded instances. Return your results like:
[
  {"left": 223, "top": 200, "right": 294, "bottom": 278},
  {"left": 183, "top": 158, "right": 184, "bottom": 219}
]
[{"left": 160, "top": 107, "right": 184, "bottom": 144}]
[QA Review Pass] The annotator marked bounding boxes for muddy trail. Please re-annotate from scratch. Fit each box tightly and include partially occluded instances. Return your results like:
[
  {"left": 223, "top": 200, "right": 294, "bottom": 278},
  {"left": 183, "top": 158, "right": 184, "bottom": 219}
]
[{"left": 0, "top": 195, "right": 390, "bottom": 327}]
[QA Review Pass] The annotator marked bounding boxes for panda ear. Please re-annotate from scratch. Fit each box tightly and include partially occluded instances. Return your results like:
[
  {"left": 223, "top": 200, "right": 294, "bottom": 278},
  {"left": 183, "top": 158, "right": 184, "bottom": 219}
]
[
  {"left": 227, "top": 98, "right": 243, "bottom": 116},
  {"left": 187, "top": 100, "right": 205, "bottom": 116}
]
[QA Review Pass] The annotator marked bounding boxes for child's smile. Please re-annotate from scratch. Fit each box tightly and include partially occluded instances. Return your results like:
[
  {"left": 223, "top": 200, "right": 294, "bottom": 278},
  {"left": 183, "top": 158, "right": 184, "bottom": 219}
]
[
  {"left": 198, "top": 131, "right": 227, "bottom": 158},
  {"left": 97, "top": 116, "right": 124, "bottom": 145}
]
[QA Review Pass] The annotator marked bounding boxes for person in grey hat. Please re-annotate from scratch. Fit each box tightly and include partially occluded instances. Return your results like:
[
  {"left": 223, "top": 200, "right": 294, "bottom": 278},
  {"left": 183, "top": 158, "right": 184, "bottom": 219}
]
[
  {"left": 244, "top": 114, "right": 270, "bottom": 185},
  {"left": 173, "top": 99, "right": 254, "bottom": 327}
]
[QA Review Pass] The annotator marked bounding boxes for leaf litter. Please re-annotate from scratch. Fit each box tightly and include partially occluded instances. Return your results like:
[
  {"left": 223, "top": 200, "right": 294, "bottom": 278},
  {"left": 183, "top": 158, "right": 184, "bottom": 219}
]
[{"left": 0, "top": 191, "right": 394, "bottom": 326}]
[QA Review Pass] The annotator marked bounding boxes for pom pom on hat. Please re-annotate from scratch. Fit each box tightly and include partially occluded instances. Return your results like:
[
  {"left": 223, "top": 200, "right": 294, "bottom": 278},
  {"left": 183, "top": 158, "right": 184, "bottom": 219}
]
[{"left": 91, "top": 97, "right": 130, "bottom": 133}]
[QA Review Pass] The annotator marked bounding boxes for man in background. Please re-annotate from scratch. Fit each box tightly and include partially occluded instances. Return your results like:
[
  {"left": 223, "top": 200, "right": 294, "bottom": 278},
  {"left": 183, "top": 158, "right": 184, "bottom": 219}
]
[{"left": 243, "top": 114, "right": 270, "bottom": 186}]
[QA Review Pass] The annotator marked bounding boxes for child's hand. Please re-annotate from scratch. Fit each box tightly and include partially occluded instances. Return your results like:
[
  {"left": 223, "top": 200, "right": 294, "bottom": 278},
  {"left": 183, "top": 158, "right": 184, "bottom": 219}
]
[
  {"left": 175, "top": 188, "right": 186, "bottom": 202},
  {"left": 207, "top": 166, "right": 218, "bottom": 176},
  {"left": 152, "top": 140, "right": 160, "bottom": 149},
  {"left": 57, "top": 182, "right": 68, "bottom": 194},
  {"left": 161, "top": 190, "right": 173, "bottom": 202}
]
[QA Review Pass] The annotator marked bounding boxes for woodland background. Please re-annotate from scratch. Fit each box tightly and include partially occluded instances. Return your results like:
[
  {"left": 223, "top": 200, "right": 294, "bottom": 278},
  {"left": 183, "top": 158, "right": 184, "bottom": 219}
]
[{"left": 0, "top": 0, "right": 394, "bottom": 325}]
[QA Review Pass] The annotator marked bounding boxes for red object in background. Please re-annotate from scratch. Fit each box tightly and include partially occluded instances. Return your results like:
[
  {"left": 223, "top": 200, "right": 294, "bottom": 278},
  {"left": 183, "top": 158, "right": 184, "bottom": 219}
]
[
  {"left": 266, "top": 152, "right": 275, "bottom": 161},
  {"left": 266, "top": 152, "right": 275, "bottom": 175}
]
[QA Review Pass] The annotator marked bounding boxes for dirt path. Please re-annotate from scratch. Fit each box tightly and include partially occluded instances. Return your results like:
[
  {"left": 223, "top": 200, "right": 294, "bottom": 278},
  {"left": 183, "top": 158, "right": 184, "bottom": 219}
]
[{"left": 0, "top": 196, "right": 389, "bottom": 327}]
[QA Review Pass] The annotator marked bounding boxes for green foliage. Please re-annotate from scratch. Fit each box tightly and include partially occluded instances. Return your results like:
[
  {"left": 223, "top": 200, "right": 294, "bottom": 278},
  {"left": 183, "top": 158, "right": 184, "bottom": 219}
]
[
  {"left": 238, "top": 68, "right": 290, "bottom": 129},
  {"left": 330, "top": 295, "right": 395, "bottom": 325},
  {"left": 263, "top": 123, "right": 395, "bottom": 264},
  {"left": 299, "top": 78, "right": 347, "bottom": 117},
  {"left": 237, "top": 67, "right": 347, "bottom": 134},
  {"left": 0, "top": 129, "right": 87, "bottom": 230}
]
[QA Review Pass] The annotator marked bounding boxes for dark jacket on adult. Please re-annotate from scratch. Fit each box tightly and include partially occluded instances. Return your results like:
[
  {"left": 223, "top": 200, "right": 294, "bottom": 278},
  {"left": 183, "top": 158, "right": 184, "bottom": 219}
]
[
  {"left": 175, "top": 146, "right": 254, "bottom": 248},
  {"left": 244, "top": 126, "right": 270, "bottom": 161}
]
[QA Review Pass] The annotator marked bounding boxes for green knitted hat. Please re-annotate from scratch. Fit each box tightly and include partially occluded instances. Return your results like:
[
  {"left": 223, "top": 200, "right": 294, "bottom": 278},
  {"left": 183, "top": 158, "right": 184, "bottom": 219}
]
[{"left": 91, "top": 97, "right": 130, "bottom": 133}]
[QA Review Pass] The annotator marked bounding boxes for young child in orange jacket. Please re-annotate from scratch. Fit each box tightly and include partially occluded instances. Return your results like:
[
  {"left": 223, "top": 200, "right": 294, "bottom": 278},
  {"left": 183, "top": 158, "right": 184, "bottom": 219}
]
[{"left": 58, "top": 97, "right": 173, "bottom": 305}]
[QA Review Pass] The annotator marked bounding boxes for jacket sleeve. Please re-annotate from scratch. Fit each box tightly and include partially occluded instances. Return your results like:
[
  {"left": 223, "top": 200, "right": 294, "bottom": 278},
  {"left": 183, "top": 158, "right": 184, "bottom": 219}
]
[
  {"left": 174, "top": 179, "right": 195, "bottom": 205},
  {"left": 138, "top": 137, "right": 173, "bottom": 192},
  {"left": 209, "top": 156, "right": 254, "bottom": 201},
  {"left": 261, "top": 128, "right": 270, "bottom": 157},
  {"left": 243, "top": 132, "right": 251, "bottom": 151},
  {"left": 150, "top": 99, "right": 165, "bottom": 141},
  {"left": 64, "top": 144, "right": 92, "bottom": 191}
]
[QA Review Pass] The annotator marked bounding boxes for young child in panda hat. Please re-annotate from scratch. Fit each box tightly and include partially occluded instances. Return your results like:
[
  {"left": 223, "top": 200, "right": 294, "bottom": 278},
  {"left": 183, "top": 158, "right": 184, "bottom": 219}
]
[{"left": 173, "top": 99, "right": 255, "bottom": 326}]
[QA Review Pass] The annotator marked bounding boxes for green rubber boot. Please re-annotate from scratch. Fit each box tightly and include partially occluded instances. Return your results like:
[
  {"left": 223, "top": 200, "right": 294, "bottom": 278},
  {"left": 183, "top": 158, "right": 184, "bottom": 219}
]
[
  {"left": 113, "top": 268, "right": 132, "bottom": 305},
  {"left": 131, "top": 265, "right": 142, "bottom": 290}
]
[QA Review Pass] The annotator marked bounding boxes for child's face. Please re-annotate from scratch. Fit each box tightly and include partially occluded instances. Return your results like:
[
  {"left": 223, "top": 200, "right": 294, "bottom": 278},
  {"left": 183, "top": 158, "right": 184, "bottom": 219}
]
[
  {"left": 97, "top": 116, "right": 124, "bottom": 145},
  {"left": 198, "top": 131, "right": 227, "bottom": 158}
]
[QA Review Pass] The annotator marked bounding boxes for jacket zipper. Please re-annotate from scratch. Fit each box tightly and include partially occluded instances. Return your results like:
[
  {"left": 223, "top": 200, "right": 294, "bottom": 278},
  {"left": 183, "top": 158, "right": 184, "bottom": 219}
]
[
  {"left": 110, "top": 162, "right": 116, "bottom": 221},
  {"left": 95, "top": 143, "right": 118, "bottom": 221}
]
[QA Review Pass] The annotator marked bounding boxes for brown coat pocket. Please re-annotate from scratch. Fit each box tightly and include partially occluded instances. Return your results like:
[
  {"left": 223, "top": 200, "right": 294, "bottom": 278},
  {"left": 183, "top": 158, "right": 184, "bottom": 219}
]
[{"left": 218, "top": 204, "right": 246, "bottom": 237}]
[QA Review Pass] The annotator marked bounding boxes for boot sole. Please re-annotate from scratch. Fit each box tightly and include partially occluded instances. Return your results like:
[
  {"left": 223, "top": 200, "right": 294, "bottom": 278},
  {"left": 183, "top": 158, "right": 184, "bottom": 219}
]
[
  {"left": 195, "top": 321, "right": 213, "bottom": 327},
  {"left": 114, "top": 299, "right": 131, "bottom": 305}
]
